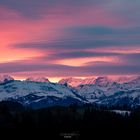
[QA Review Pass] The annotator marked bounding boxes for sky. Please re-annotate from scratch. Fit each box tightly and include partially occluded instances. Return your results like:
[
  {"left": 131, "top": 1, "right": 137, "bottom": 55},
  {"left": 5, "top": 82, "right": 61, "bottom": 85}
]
[{"left": 0, "top": 0, "right": 140, "bottom": 82}]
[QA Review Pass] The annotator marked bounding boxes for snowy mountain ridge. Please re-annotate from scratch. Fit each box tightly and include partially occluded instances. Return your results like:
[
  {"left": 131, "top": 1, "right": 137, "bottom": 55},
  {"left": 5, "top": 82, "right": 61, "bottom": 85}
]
[
  {"left": 58, "top": 76, "right": 138, "bottom": 87},
  {"left": 0, "top": 75, "right": 140, "bottom": 109}
]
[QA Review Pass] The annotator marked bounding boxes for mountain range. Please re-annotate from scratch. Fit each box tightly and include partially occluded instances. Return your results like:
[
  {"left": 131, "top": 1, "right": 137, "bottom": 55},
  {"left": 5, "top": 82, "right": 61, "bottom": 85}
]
[{"left": 0, "top": 75, "right": 140, "bottom": 109}]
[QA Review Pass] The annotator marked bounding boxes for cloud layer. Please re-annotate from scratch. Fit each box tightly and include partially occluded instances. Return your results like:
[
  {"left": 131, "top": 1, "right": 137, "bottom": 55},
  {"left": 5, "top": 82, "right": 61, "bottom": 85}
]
[{"left": 0, "top": 0, "right": 140, "bottom": 80}]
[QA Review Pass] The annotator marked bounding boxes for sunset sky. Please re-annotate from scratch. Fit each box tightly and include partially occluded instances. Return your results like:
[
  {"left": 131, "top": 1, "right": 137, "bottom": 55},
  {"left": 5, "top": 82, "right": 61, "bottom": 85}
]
[{"left": 0, "top": 0, "right": 140, "bottom": 82}]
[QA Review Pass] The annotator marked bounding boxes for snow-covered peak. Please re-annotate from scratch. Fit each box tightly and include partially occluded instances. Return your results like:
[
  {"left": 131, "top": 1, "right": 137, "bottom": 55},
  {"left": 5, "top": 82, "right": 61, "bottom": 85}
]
[
  {"left": 94, "top": 77, "right": 112, "bottom": 87},
  {"left": 26, "top": 77, "right": 50, "bottom": 83},
  {"left": 58, "top": 77, "right": 83, "bottom": 87},
  {"left": 81, "top": 77, "right": 96, "bottom": 85},
  {"left": 59, "top": 77, "right": 111, "bottom": 87},
  {"left": 115, "top": 76, "right": 137, "bottom": 84},
  {"left": 127, "top": 76, "right": 140, "bottom": 85},
  {"left": 0, "top": 75, "right": 14, "bottom": 84}
]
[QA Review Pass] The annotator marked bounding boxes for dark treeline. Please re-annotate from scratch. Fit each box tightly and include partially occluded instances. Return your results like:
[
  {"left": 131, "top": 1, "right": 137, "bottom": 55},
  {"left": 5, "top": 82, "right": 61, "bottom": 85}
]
[{"left": 0, "top": 101, "right": 140, "bottom": 138}]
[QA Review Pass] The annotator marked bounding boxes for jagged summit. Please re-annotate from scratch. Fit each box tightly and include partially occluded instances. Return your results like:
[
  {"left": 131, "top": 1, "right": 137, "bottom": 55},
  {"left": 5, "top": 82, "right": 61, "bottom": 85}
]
[
  {"left": 59, "top": 77, "right": 96, "bottom": 87},
  {"left": 26, "top": 77, "right": 50, "bottom": 83},
  {"left": 0, "top": 75, "right": 14, "bottom": 84},
  {"left": 115, "top": 76, "right": 137, "bottom": 84},
  {"left": 94, "top": 76, "right": 113, "bottom": 87},
  {"left": 80, "top": 77, "right": 96, "bottom": 85},
  {"left": 59, "top": 76, "right": 111, "bottom": 87},
  {"left": 58, "top": 77, "right": 83, "bottom": 87}
]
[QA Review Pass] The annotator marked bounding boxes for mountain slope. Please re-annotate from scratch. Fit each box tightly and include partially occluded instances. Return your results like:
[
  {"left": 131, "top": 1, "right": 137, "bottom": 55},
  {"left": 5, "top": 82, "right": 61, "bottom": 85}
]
[
  {"left": 0, "top": 75, "right": 140, "bottom": 109},
  {"left": 0, "top": 80, "right": 87, "bottom": 109}
]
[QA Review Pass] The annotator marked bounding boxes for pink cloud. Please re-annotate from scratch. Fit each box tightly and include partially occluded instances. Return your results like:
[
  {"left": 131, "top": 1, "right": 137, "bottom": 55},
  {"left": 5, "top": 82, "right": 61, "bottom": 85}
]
[{"left": 0, "top": 2, "right": 139, "bottom": 79}]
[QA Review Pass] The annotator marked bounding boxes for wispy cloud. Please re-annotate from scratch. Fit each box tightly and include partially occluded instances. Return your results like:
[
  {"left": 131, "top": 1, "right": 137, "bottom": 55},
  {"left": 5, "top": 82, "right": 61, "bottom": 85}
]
[{"left": 0, "top": 0, "right": 140, "bottom": 79}]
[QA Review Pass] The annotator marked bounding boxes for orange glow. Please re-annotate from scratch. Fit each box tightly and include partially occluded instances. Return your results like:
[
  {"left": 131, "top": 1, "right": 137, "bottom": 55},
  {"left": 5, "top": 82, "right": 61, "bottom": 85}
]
[
  {"left": 12, "top": 73, "right": 63, "bottom": 83},
  {"left": 0, "top": 46, "right": 43, "bottom": 63},
  {"left": 48, "top": 77, "right": 62, "bottom": 83},
  {"left": 56, "top": 57, "right": 117, "bottom": 66}
]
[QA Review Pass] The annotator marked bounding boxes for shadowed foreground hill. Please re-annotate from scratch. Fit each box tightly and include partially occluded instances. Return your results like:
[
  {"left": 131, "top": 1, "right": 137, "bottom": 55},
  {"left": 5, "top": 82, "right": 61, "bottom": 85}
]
[{"left": 0, "top": 101, "right": 140, "bottom": 138}]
